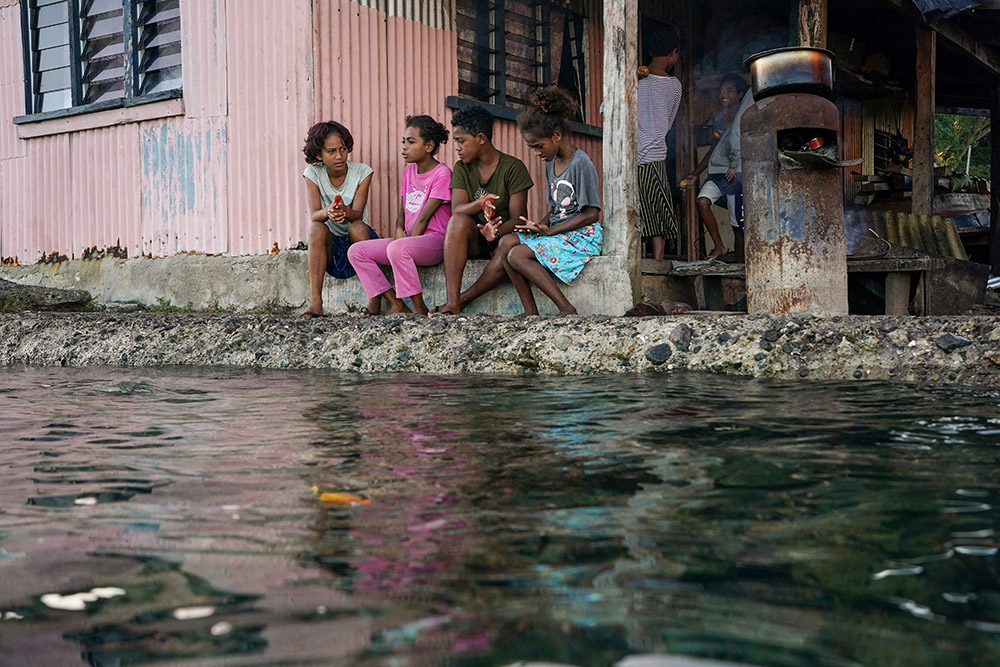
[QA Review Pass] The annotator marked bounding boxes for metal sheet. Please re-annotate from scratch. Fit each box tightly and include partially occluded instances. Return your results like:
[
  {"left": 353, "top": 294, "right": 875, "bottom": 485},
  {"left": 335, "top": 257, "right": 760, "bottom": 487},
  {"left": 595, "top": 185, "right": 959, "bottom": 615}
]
[
  {"left": 315, "top": 0, "right": 602, "bottom": 238},
  {"left": 70, "top": 124, "right": 142, "bottom": 258},
  {"left": 179, "top": 0, "right": 228, "bottom": 118},
  {"left": 314, "top": 0, "right": 458, "bottom": 238},
  {"left": 355, "top": 0, "right": 453, "bottom": 30},
  {"left": 0, "top": 4, "right": 27, "bottom": 160},
  {"left": 141, "top": 116, "right": 228, "bottom": 256},
  {"left": 225, "top": 0, "right": 313, "bottom": 255},
  {"left": 1, "top": 134, "right": 71, "bottom": 264}
]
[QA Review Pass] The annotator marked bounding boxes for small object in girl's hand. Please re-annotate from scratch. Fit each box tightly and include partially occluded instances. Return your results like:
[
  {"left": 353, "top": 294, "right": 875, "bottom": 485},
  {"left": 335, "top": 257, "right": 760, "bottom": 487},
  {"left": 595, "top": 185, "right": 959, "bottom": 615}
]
[
  {"left": 333, "top": 194, "right": 343, "bottom": 208},
  {"left": 482, "top": 197, "right": 496, "bottom": 220},
  {"left": 319, "top": 492, "right": 371, "bottom": 505}
]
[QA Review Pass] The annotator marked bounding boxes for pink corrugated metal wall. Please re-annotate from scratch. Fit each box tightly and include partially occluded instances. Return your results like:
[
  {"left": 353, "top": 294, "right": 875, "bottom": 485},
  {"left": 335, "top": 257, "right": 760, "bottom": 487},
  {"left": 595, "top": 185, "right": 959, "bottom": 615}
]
[
  {"left": 226, "top": 0, "right": 314, "bottom": 255},
  {"left": 72, "top": 125, "right": 142, "bottom": 254},
  {"left": 313, "top": 0, "right": 604, "bottom": 237},
  {"left": 1, "top": 0, "right": 605, "bottom": 263}
]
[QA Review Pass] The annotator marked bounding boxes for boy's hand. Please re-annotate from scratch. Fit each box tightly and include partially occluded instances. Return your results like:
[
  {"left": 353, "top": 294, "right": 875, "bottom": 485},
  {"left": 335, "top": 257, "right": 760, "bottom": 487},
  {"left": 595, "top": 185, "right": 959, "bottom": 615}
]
[
  {"left": 514, "top": 216, "right": 550, "bottom": 237},
  {"left": 637, "top": 65, "right": 649, "bottom": 79},
  {"left": 478, "top": 217, "right": 502, "bottom": 242},
  {"left": 480, "top": 195, "right": 498, "bottom": 223}
]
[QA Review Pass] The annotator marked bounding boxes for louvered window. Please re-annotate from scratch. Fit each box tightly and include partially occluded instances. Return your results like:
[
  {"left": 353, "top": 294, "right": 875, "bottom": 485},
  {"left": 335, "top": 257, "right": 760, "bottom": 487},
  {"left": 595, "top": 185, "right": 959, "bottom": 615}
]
[
  {"left": 455, "top": 0, "right": 588, "bottom": 121},
  {"left": 19, "top": 0, "right": 182, "bottom": 117}
]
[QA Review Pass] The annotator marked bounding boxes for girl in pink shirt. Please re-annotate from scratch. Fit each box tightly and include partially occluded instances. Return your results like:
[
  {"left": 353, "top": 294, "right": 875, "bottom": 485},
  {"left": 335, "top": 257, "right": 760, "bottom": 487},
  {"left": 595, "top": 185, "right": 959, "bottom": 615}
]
[{"left": 348, "top": 116, "right": 452, "bottom": 315}]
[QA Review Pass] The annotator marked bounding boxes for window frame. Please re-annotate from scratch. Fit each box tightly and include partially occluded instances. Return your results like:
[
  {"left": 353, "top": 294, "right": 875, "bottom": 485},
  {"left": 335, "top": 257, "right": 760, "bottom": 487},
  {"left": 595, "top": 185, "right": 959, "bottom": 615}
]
[
  {"left": 453, "top": 0, "right": 601, "bottom": 137},
  {"left": 15, "top": 0, "right": 182, "bottom": 125}
]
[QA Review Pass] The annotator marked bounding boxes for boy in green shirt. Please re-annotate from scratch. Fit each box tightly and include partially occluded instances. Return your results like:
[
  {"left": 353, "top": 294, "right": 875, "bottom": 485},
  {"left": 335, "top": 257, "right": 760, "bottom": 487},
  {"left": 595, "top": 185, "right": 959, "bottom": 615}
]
[{"left": 433, "top": 105, "right": 533, "bottom": 315}]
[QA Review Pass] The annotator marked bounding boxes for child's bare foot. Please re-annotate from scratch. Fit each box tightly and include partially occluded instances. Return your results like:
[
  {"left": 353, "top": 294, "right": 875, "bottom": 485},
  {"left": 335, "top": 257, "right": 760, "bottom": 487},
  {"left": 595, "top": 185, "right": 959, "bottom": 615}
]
[
  {"left": 304, "top": 301, "right": 324, "bottom": 318},
  {"left": 431, "top": 302, "right": 462, "bottom": 316},
  {"left": 385, "top": 303, "right": 412, "bottom": 315},
  {"left": 361, "top": 297, "right": 382, "bottom": 316},
  {"left": 557, "top": 307, "right": 578, "bottom": 315}
]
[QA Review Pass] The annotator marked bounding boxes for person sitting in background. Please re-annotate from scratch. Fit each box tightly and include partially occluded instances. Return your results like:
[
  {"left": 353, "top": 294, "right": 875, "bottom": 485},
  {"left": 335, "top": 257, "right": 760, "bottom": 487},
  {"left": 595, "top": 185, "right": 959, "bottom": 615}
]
[{"left": 681, "top": 73, "right": 753, "bottom": 262}]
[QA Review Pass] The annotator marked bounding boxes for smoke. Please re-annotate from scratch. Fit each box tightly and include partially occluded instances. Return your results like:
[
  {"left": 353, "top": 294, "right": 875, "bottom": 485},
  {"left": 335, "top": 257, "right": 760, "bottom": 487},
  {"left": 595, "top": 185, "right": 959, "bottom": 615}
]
[
  {"left": 843, "top": 207, "right": 878, "bottom": 255},
  {"left": 695, "top": 13, "right": 788, "bottom": 79}
]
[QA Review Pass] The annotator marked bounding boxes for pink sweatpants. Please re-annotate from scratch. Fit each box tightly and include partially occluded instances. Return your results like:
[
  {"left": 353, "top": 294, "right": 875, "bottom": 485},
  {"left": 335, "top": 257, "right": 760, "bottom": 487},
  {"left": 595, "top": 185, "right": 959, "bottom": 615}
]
[{"left": 347, "top": 234, "right": 445, "bottom": 299}]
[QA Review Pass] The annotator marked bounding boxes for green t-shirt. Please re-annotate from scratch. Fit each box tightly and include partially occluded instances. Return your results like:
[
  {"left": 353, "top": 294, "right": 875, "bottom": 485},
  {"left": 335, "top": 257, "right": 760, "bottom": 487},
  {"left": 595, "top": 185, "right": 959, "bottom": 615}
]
[{"left": 450, "top": 151, "right": 533, "bottom": 225}]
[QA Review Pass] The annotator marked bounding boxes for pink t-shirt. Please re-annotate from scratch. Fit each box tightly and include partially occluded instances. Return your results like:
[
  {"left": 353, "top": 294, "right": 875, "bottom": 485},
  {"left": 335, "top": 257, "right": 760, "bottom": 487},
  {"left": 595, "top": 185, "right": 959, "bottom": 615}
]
[{"left": 400, "top": 162, "right": 452, "bottom": 236}]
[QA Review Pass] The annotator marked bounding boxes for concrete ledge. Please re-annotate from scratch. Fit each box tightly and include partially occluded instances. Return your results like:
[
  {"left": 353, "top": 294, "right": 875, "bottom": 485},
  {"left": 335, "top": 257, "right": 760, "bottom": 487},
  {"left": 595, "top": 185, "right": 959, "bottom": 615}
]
[{"left": 0, "top": 251, "right": 636, "bottom": 316}]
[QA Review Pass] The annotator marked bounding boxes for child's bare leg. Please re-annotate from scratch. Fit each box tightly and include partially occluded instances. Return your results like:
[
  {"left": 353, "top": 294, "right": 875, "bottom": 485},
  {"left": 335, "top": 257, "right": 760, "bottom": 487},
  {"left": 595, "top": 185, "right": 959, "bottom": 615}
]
[
  {"left": 508, "top": 245, "right": 576, "bottom": 315},
  {"left": 307, "top": 222, "right": 332, "bottom": 314},
  {"left": 382, "top": 288, "right": 411, "bottom": 315},
  {"left": 734, "top": 227, "right": 745, "bottom": 263},
  {"left": 696, "top": 196, "right": 727, "bottom": 259},
  {"left": 498, "top": 235, "right": 538, "bottom": 314},
  {"left": 408, "top": 292, "right": 429, "bottom": 315},
  {"left": 455, "top": 241, "right": 510, "bottom": 310},
  {"left": 438, "top": 214, "right": 477, "bottom": 314}
]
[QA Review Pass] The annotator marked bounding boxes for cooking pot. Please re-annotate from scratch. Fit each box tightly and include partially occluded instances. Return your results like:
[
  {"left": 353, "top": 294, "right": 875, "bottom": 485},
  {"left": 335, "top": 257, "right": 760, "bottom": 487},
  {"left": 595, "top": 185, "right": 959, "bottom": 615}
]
[{"left": 743, "top": 47, "right": 834, "bottom": 100}]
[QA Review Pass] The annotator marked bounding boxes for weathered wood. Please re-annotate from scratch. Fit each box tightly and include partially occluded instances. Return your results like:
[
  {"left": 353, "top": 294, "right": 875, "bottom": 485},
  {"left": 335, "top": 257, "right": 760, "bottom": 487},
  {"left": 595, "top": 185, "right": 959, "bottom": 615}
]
[
  {"left": 797, "top": 0, "right": 828, "bottom": 48},
  {"left": 602, "top": 0, "right": 641, "bottom": 302},
  {"left": 640, "top": 258, "right": 675, "bottom": 276},
  {"left": 913, "top": 26, "right": 936, "bottom": 217},
  {"left": 882, "top": 0, "right": 1000, "bottom": 77},
  {"left": 0, "top": 278, "right": 92, "bottom": 310},
  {"left": 884, "top": 272, "right": 911, "bottom": 315},
  {"left": 694, "top": 275, "right": 725, "bottom": 311},
  {"left": 669, "top": 256, "right": 945, "bottom": 279},
  {"left": 991, "top": 83, "right": 1000, "bottom": 274}
]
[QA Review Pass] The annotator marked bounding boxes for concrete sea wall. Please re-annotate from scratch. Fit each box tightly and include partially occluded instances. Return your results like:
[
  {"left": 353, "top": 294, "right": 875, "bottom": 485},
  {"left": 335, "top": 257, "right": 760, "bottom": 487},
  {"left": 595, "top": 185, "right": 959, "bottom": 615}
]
[{"left": 2, "top": 311, "right": 1000, "bottom": 387}]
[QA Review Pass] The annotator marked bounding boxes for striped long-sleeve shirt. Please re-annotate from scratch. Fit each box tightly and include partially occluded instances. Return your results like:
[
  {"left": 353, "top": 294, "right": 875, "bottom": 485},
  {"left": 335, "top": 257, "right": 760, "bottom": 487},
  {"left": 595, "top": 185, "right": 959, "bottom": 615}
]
[{"left": 637, "top": 74, "right": 683, "bottom": 165}]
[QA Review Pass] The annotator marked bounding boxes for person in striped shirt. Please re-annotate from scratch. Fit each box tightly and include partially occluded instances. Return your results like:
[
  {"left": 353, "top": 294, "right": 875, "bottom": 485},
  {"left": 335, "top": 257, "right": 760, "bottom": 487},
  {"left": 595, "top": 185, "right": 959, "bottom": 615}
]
[{"left": 637, "top": 26, "right": 683, "bottom": 261}]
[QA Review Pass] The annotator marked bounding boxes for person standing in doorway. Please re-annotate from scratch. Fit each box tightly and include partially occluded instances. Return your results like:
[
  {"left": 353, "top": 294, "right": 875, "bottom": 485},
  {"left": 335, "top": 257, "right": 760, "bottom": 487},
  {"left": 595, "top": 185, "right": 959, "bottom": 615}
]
[{"left": 637, "top": 25, "right": 683, "bottom": 261}]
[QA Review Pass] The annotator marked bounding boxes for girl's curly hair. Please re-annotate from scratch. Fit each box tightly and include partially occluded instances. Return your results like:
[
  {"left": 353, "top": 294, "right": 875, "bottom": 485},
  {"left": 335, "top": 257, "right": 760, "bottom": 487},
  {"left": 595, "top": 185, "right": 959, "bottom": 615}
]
[
  {"left": 517, "top": 86, "right": 578, "bottom": 138},
  {"left": 405, "top": 115, "right": 450, "bottom": 156},
  {"left": 303, "top": 121, "right": 354, "bottom": 164}
]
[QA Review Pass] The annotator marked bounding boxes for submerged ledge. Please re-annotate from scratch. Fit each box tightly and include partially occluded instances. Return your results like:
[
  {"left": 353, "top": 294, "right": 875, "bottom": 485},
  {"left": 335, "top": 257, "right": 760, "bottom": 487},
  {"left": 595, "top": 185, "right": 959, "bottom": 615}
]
[{"left": 1, "top": 312, "right": 999, "bottom": 386}]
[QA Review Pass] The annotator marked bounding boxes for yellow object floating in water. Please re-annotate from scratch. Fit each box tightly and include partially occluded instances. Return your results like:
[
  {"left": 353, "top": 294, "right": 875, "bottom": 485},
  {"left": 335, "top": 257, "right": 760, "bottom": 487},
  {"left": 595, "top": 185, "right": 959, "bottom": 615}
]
[{"left": 319, "top": 492, "right": 371, "bottom": 505}]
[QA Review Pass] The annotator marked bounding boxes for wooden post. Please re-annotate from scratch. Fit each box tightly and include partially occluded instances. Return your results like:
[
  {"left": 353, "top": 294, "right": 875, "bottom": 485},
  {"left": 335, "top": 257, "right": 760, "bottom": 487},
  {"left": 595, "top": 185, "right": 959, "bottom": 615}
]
[
  {"left": 602, "top": 0, "right": 642, "bottom": 302},
  {"left": 991, "top": 83, "right": 1000, "bottom": 274},
  {"left": 797, "top": 0, "right": 828, "bottom": 48},
  {"left": 913, "top": 26, "right": 936, "bottom": 217}
]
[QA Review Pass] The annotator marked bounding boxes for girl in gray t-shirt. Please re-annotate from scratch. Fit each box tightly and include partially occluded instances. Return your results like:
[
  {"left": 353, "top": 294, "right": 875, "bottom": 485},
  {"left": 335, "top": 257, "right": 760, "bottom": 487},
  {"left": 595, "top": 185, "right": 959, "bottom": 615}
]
[
  {"left": 499, "top": 87, "right": 603, "bottom": 316},
  {"left": 301, "top": 121, "right": 378, "bottom": 317}
]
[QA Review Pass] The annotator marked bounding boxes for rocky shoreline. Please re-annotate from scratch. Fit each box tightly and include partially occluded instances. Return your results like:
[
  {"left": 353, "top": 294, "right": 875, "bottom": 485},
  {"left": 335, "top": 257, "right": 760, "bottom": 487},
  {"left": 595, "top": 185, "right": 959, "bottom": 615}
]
[{"left": 2, "top": 311, "right": 1000, "bottom": 386}]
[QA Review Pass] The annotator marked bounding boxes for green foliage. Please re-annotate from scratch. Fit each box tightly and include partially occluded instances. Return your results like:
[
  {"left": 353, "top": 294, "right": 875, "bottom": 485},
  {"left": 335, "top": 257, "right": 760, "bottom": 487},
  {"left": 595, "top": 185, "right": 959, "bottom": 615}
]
[
  {"left": 934, "top": 113, "right": 991, "bottom": 179},
  {"left": 146, "top": 297, "right": 195, "bottom": 313},
  {"left": 0, "top": 297, "right": 30, "bottom": 313}
]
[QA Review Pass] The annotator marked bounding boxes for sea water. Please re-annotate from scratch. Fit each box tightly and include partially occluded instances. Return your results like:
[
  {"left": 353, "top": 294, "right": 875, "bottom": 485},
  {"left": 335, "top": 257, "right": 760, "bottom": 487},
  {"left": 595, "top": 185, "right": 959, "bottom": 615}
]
[{"left": 1, "top": 367, "right": 998, "bottom": 666}]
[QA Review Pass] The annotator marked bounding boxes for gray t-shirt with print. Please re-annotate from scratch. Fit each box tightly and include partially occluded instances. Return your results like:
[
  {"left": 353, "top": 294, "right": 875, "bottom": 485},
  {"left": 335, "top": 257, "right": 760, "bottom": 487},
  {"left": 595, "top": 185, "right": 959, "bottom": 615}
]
[
  {"left": 303, "top": 161, "right": 374, "bottom": 236},
  {"left": 546, "top": 149, "right": 601, "bottom": 228}
]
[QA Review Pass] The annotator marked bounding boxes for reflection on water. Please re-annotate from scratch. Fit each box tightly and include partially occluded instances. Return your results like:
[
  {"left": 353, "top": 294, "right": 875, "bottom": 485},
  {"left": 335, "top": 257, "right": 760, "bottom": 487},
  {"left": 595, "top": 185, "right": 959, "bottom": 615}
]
[{"left": 1, "top": 367, "right": 999, "bottom": 666}]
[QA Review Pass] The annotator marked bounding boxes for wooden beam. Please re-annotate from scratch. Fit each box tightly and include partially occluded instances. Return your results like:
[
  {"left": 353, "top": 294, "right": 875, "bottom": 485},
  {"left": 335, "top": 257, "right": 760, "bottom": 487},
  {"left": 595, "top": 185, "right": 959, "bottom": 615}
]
[
  {"left": 991, "top": 83, "right": 1000, "bottom": 274},
  {"left": 797, "top": 0, "right": 828, "bottom": 48},
  {"left": 912, "top": 26, "right": 936, "bottom": 217},
  {"left": 882, "top": 0, "right": 1000, "bottom": 76},
  {"left": 601, "top": 0, "right": 642, "bottom": 300}
]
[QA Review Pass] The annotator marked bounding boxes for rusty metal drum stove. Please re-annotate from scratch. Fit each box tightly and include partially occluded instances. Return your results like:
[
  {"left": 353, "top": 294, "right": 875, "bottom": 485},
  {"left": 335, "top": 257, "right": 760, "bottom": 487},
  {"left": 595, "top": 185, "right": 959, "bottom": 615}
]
[{"left": 741, "top": 48, "right": 849, "bottom": 316}]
